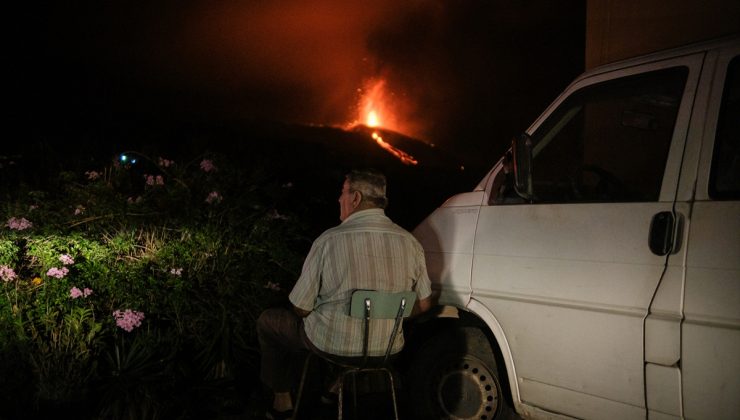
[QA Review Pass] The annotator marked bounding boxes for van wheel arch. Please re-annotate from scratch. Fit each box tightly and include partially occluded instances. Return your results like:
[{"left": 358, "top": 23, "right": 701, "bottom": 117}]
[{"left": 401, "top": 307, "right": 515, "bottom": 419}]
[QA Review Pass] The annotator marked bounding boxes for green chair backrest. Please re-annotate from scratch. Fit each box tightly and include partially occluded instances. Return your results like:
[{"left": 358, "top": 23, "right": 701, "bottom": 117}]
[
  {"left": 349, "top": 290, "right": 417, "bottom": 319},
  {"left": 349, "top": 290, "right": 417, "bottom": 363}
]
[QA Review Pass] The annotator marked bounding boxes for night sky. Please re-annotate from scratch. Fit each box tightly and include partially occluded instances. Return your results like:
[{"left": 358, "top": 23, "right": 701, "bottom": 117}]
[{"left": 9, "top": 0, "right": 584, "bottom": 172}]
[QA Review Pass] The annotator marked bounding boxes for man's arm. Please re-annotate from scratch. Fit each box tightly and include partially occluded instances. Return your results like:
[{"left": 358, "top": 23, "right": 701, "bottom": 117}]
[
  {"left": 292, "top": 304, "right": 311, "bottom": 318},
  {"left": 289, "top": 237, "right": 323, "bottom": 318}
]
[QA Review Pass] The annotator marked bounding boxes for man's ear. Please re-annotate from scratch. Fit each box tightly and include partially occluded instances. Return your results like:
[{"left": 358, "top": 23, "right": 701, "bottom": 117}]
[{"left": 352, "top": 191, "right": 362, "bottom": 208}]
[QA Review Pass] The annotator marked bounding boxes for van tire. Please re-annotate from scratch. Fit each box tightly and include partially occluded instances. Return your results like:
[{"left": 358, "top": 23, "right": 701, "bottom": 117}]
[{"left": 404, "top": 326, "right": 514, "bottom": 420}]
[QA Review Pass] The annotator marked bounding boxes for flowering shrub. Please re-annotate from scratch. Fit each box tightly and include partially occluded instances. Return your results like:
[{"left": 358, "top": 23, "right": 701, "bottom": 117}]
[
  {"left": 112, "top": 309, "right": 145, "bottom": 332},
  {"left": 0, "top": 148, "right": 309, "bottom": 418}
]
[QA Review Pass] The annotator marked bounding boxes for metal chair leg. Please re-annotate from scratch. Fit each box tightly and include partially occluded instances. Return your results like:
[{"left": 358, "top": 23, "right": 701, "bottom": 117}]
[
  {"left": 337, "top": 372, "right": 345, "bottom": 420},
  {"left": 386, "top": 369, "right": 400, "bottom": 420},
  {"left": 352, "top": 371, "right": 359, "bottom": 420},
  {"left": 292, "top": 353, "right": 313, "bottom": 418}
]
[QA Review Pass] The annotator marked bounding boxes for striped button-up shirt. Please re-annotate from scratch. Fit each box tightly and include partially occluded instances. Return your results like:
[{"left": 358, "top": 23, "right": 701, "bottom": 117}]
[{"left": 289, "top": 208, "right": 432, "bottom": 357}]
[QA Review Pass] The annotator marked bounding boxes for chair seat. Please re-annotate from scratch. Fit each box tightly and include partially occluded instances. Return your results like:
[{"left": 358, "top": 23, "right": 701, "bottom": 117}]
[{"left": 316, "top": 350, "right": 401, "bottom": 369}]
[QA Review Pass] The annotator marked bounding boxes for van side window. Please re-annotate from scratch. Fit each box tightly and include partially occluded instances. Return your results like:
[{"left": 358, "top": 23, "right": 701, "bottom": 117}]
[
  {"left": 709, "top": 55, "right": 740, "bottom": 200},
  {"left": 528, "top": 67, "right": 688, "bottom": 203}
]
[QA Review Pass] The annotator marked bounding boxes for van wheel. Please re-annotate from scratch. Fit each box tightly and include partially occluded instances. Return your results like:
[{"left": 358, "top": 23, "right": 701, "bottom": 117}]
[{"left": 405, "top": 326, "right": 513, "bottom": 420}]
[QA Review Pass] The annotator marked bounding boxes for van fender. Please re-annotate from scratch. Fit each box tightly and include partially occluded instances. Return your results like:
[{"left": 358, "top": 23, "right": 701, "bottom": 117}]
[{"left": 466, "top": 298, "right": 522, "bottom": 410}]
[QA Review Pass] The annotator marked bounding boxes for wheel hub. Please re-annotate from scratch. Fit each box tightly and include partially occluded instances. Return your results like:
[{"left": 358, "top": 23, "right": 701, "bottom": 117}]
[{"left": 435, "top": 356, "right": 500, "bottom": 420}]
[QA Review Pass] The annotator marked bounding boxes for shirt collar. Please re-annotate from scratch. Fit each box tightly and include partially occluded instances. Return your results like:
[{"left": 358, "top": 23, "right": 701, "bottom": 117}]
[{"left": 341, "top": 208, "right": 386, "bottom": 224}]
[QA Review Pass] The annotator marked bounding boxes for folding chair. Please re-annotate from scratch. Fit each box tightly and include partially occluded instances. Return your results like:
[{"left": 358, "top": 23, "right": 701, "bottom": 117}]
[{"left": 293, "top": 289, "right": 416, "bottom": 420}]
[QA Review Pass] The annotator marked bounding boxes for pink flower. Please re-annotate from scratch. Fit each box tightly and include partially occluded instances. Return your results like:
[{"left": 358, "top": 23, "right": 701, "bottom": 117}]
[
  {"left": 69, "top": 286, "right": 93, "bottom": 299},
  {"left": 47, "top": 267, "right": 69, "bottom": 279},
  {"left": 158, "top": 157, "right": 174, "bottom": 168},
  {"left": 6, "top": 217, "right": 33, "bottom": 231},
  {"left": 0, "top": 265, "right": 17, "bottom": 282},
  {"left": 70, "top": 287, "right": 83, "bottom": 299},
  {"left": 264, "top": 281, "right": 281, "bottom": 291},
  {"left": 205, "top": 191, "right": 222, "bottom": 204},
  {"left": 59, "top": 254, "right": 75, "bottom": 265},
  {"left": 127, "top": 196, "right": 142, "bottom": 204},
  {"left": 74, "top": 205, "right": 85, "bottom": 216},
  {"left": 200, "top": 159, "right": 217, "bottom": 173},
  {"left": 170, "top": 268, "right": 183, "bottom": 276},
  {"left": 85, "top": 170, "right": 101, "bottom": 180},
  {"left": 144, "top": 175, "right": 165, "bottom": 186},
  {"left": 113, "top": 309, "right": 145, "bottom": 332}
]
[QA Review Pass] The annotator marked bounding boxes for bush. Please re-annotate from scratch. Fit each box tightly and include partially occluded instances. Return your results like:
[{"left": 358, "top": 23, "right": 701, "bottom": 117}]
[{"left": 0, "top": 148, "right": 310, "bottom": 419}]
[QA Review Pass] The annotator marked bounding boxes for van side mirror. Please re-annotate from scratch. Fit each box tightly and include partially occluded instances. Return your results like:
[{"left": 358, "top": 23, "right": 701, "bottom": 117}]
[{"left": 512, "top": 134, "right": 534, "bottom": 201}]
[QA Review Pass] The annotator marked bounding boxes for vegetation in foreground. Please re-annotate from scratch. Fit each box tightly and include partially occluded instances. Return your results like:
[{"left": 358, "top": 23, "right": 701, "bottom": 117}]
[{"left": 1, "top": 144, "right": 312, "bottom": 419}]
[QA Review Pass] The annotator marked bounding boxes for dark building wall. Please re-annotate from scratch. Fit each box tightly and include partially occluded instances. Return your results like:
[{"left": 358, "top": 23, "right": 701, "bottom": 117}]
[{"left": 586, "top": 0, "right": 740, "bottom": 69}]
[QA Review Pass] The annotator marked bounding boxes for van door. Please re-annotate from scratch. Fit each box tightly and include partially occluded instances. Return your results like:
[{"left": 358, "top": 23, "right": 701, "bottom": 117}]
[
  {"left": 471, "top": 55, "right": 702, "bottom": 419},
  {"left": 681, "top": 47, "right": 740, "bottom": 420}
]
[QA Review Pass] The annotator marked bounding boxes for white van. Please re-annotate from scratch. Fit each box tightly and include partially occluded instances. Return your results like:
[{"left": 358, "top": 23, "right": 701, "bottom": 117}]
[{"left": 406, "top": 35, "right": 740, "bottom": 420}]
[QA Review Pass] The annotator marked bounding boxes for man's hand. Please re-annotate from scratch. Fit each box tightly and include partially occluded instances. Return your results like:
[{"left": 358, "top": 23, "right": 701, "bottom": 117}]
[{"left": 411, "top": 296, "right": 433, "bottom": 317}]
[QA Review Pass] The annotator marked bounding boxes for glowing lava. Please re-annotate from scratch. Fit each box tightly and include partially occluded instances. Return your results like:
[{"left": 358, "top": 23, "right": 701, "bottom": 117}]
[
  {"left": 366, "top": 110, "right": 380, "bottom": 127},
  {"left": 355, "top": 79, "right": 418, "bottom": 166},
  {"left": 371, "top": 131, "right": 418, "bottom": 166},
  {"left": 359, "top": 80, "right": 394, "bottom": 129}
]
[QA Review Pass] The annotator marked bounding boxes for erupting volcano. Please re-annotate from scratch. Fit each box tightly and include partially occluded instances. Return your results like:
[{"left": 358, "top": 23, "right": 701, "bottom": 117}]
[{"left": 351, "top": 79, "right": 418, "bottom": 166}]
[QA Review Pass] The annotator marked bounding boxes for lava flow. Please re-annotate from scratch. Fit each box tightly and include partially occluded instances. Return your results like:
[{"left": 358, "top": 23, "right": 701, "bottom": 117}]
[
  {"left": 371, "top": 131, "right": 418, "bottom": 165},
  {"left": 355, "top": 79, "right": 418, "bottom": 166}
]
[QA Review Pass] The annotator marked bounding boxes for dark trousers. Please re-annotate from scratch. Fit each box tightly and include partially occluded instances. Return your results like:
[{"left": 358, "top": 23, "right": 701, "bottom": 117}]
[
  {"left": 257, "top": 307, "right": 312, "bottom": 393},
  {"left": 257, "top": 307, "right": 389, "bottom": 393}
]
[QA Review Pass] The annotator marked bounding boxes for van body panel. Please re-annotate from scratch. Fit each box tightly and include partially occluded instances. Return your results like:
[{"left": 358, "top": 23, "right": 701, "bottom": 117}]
[
  {"left": 423, "top": 250, "right": 473, "bottom": 307},
  {"left": 645, "top": 364, "right": 681, "bottom": 416},
  {"left": 413, "top": 203, "right": 480, "bottom": 306},
  {"left": 517, "top": 378, "right": 645, "bottom": 420},
  {"left": 645, "top": 315, "right": 680, "bottom": 366},
  {"left": 472, "top": 203, "right": 666, "bottom": 410},
  {"left": 682, "top": 202, "right": 740, "bottom": 418}
]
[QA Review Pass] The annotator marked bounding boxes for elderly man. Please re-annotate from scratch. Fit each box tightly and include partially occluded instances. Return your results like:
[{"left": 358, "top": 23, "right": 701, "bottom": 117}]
[{"left": 257, "top": 169, "right": 432, "bottom": 419}]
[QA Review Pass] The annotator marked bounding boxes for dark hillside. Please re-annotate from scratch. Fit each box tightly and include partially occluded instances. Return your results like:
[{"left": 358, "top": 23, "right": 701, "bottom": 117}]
[{"left": 2, "top": 119, "right": 477, "bottom": 233}]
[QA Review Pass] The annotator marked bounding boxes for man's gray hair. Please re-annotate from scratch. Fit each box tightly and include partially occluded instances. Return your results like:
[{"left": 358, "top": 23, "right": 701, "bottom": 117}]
[{"left": 346, "top": 169, "right": 388, "bottom": 209}]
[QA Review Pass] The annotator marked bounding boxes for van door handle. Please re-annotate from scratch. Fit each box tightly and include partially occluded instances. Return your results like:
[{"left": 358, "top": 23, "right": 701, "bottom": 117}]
[{"left": 649, "top": 211, "right": 675, "bottom": 256}]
